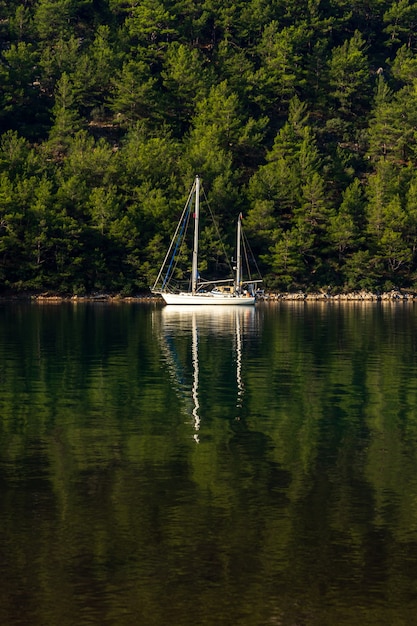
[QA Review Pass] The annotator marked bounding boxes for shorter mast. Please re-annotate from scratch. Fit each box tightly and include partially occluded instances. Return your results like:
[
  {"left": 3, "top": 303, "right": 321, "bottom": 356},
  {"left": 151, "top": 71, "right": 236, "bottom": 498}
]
[{"left": 191, "top": 176, "right": 200, "bottom": 295}]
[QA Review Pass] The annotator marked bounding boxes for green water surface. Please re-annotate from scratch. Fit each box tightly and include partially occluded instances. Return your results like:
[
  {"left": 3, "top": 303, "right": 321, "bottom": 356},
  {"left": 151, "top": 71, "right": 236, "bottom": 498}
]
[{"left": 1, "top": 301, "right": 417, "bottom": 626}]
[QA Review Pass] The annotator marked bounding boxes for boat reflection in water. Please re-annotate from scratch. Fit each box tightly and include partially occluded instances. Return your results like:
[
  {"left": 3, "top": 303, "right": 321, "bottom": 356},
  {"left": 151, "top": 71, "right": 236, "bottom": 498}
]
[{"left": 157, "top": 305, "right": 257, "bottom": 442}]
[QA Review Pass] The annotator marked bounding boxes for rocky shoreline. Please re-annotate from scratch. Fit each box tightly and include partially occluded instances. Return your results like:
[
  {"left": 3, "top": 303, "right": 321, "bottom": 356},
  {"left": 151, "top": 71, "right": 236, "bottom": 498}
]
[
  {"left": 260, "top": 289, "right": 417, "bottom": 302},
  {"left": 1, "top": 289, "right": 416, "bottom": 303}
]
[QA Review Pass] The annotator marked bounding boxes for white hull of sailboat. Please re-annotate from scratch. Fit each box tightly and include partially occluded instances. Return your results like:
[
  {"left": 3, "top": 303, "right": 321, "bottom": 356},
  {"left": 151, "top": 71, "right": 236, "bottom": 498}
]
[{"left": 161, "top": 292, "right": 255, "bottom": 306}]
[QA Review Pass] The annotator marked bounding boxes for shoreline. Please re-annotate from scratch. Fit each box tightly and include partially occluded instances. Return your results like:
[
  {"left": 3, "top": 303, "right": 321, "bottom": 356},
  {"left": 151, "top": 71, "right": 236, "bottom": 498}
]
[
  {"left": 1, "top": 289, "right": 417, "bottom": 303},
  {"left": 262, "top": 289, "right": 417, "bottom": 302}
]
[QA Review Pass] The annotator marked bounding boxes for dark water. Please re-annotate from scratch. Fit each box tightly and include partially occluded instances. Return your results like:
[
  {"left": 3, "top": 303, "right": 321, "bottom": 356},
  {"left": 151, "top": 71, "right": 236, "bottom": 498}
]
[{"left": 1, "top": 301, "right": 417, "bottom": 626}]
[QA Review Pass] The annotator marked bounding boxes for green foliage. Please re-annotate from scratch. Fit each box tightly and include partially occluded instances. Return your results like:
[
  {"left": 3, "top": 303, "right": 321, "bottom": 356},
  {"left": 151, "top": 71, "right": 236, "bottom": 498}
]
[
  {"left": 161, "top": 42, "right": 212, "bottom": 130},
  {"left": 48, "top": 73, "right": 84, "bottom": 154},
  {"left": 110, "top": 60, "right": 160, "bottom": 127},
  {"left": 384, "top": 0, "right": 417, "bottom": 47},
  {"left": 255, "top": 21, "right": 307, "bottom": 110},
  {"left": 328, "top": 30, "right": 370, "bottom": 114}
]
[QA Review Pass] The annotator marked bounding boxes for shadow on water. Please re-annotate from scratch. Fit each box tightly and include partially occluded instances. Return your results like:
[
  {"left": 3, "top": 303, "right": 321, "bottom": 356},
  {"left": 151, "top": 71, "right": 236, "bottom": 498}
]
[{"left": 1, "top": 301, "right": 417, "bottom": 625}]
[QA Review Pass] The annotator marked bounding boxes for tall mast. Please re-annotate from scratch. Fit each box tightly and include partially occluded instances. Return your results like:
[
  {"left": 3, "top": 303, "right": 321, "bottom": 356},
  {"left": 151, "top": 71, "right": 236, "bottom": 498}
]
[
  {"left": 191, "top": 176, "right": 200, "bottom": 295},
  {"left": 235, "top": 213, "right": 242, "bottom": 294}
]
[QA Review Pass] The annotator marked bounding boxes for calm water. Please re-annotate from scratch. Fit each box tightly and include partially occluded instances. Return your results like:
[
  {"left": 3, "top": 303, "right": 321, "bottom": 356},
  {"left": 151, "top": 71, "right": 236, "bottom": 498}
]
[{"left": 1, "top": 301, "right": 417, "bottom": 625}]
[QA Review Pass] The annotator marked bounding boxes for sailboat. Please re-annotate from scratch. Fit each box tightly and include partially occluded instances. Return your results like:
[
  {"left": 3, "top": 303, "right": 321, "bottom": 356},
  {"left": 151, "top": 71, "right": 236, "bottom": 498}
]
[{"left": 151, "top": 176, "right": 262, "bottom": 305}]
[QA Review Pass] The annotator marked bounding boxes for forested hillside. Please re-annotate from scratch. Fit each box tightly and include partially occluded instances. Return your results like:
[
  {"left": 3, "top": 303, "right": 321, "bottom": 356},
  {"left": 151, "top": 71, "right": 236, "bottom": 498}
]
[{"left": 1, "top": 0, "right": 417, "bottom": 294}]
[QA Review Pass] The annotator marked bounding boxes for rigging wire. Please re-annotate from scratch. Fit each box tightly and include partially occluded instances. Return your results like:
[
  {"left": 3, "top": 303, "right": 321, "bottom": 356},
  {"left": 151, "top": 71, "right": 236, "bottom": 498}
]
[
  {"left": 154, "top": 178, "right": 262, "bottom": 291},
  {"left": 201, "top": 184, "right": 235, "bottom": 276},
  {"left": 153, "top": 180, "right": 195, "bottom": 291},
  {"left": 242, "top": 227, "right": 262, "bottom": 281},
  {"left": 165, "top": 199, "right": 193, "bottom": 291}
]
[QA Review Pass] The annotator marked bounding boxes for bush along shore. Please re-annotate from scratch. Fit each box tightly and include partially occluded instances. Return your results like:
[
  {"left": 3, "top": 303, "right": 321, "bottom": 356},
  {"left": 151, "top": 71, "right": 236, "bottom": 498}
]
[
  {"left": 1, "top": 289, "right": 417, "bottom": 303},
  {"left": 260, "top": 289, "right": 417, "bottom": 301}
]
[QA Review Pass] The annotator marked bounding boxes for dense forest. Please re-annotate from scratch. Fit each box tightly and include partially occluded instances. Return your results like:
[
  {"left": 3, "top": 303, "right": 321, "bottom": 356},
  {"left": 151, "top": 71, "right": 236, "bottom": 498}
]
[{"left": 1, "top": 0, "right": 417, "bottom": 294}]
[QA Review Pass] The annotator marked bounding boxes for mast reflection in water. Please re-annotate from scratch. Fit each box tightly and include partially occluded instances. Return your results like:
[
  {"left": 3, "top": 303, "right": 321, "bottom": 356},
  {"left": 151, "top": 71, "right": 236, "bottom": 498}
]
[{"left": 156, "top": 305, "right": 256, "bottom": 442}]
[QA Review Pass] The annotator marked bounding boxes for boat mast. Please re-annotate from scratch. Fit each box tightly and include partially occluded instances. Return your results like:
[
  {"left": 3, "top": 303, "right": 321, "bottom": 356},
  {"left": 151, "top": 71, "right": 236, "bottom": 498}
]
[
  {"left": 191, "top": 176, "right": 200, "bottom": 295},
  {"left": 235, "top": 213, "right": 242, "bottom": 294}
]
